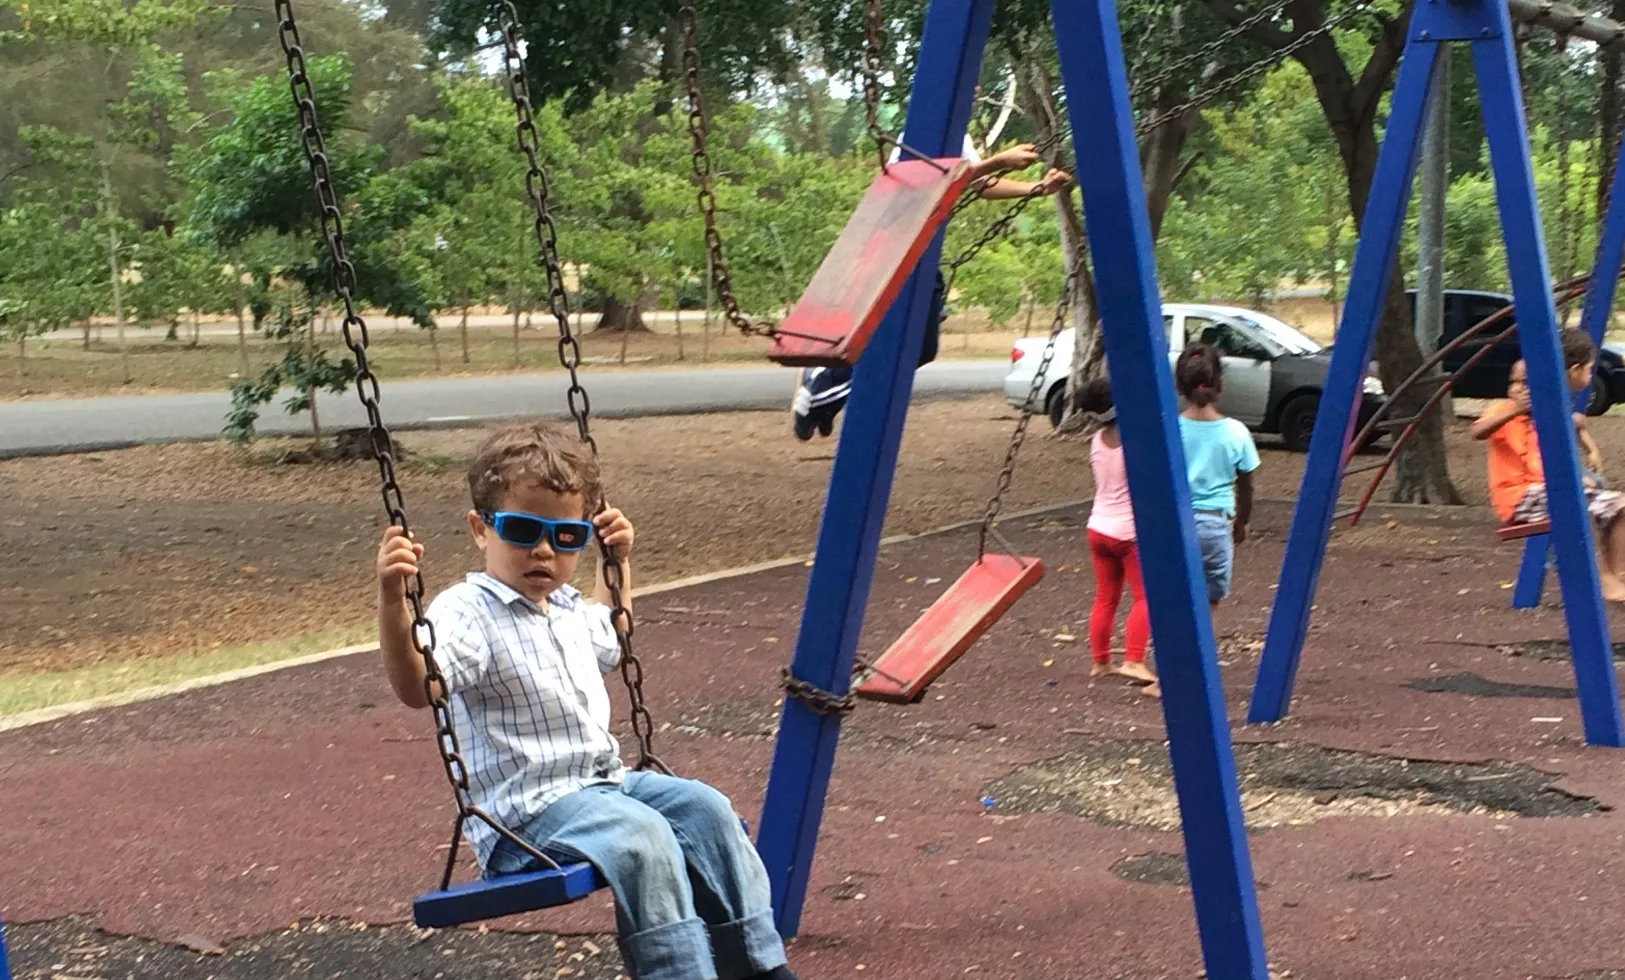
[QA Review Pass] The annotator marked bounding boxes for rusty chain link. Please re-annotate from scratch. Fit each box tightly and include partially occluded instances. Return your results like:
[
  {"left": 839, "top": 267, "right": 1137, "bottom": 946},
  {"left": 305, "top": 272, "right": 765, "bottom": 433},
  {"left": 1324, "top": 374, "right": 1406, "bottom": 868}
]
[
  {"left": 1129, "top": 0, "right": 1293, "bottom": 101},
  {"left": 979, "top": 253, "right": 1085, "bottom": 559},
  {"left": 676, "top": 0, "right": 779, "bottom": 342},
  {"left": 497, "top": 0, "right": 667, "bottom": 778},
  {"left": 1135, "top": 0, "right": 1374, "bottom": 139},
  {"left": 779, "top": 666, "right": 858, "bottom": 716},
  {"left": 276, "top": 0, "right": 577, "bottom": 888},
  {"left": 863, "top": 0, "right": 890, "bottom": 171}
]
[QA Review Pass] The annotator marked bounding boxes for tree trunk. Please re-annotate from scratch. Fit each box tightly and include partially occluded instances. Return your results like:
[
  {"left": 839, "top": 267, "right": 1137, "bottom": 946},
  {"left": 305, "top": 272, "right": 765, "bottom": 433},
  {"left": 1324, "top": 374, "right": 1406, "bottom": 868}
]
[
  {"left": 702, "top": 253, "right": 714, "bottom": 363},
  {"left": 81, "top": 319, "right": 91, "bottom": 351},
  {"left": 459, "top": 295, "right": 471, "bottom": 364},
  {"left": 512, "top": 294, "right": 523, "bottom": 366},
  {"left": 1015, "top": 51, "right": 1104, "bottom": 433},
  {"left": 673, "top": 286, "right": 685, "bottom": 361},
  {"left": 619, "top": 316, "right": 631, "bottom": 365},
  {"left": 235, "top": 275, "right": 250, "bottom": 376},
  {"left": 1601, "top": 2, "right": 1625, "bottom": 237},
  {"left": 101, "top": 161, "right": 130, "bottom": 385},
  {"left": 191, "top": 310, "right": 202, "bottom": 347},
  {"left": 1275, "top": 4, "right": 1460, "bottom": 504},
  {"left": 307, "top": 311, "right": 321, "bottom": 442},
  {"left": 596, "top": 294, "right": 649, "bottom": 332},
  {"left": 16, "top": 335, "right": 25, "bottom": 377},
  {"left": 429, "top": 323, "right": 441, "bottom": 372}
]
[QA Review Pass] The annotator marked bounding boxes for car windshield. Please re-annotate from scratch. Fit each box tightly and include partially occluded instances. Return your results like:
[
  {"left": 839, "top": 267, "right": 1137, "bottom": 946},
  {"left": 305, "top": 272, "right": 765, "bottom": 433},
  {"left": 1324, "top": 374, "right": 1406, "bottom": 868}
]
[{"left": 1228, "top": 312, "right": 1322, "bottom": 355}]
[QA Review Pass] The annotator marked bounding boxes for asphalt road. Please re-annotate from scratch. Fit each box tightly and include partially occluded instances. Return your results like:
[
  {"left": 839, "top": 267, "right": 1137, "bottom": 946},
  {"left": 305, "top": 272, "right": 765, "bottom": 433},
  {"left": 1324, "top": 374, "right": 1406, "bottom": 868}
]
[{"left": 0, "top": 360, "right": 1010, "bottom": 457}]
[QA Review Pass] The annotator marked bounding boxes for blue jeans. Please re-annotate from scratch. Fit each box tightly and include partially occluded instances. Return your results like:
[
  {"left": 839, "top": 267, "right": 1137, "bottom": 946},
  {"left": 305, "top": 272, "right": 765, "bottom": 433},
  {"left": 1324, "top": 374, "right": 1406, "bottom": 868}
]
[
  {"left": 1192, "top": 510, "right": 1234, "bottom": 603},
  {"left": 487, "top": 772, "right": 785, "bottom": 980}
]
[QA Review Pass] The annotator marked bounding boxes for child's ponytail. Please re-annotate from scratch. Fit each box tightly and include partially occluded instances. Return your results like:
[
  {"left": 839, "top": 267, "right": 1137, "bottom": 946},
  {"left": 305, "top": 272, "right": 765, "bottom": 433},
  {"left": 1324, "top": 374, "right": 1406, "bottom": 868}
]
[{"left": 1176, "top": 343, "right": 1224, "bottom": 408}]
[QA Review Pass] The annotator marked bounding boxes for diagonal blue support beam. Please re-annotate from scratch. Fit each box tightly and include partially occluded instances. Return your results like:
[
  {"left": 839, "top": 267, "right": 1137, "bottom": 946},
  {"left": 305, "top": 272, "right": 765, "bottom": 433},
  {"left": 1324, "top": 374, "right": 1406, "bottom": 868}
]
[
  {"left": 1249, "top": 2, "right": 1622, "bottom": 745},
  {"left": 1580, "top": 127, "right": 1625, "bottom": 344},
  {"left": 1474, "top": 10, "right": 1624, "bottom": 745},
  {"left": 753, "top": 0, "right": 996, "bottom": 938},
  {"left": 1050, "top": 0, "right": 1268, "bottom": 975},
  {"left": 0, "top": 917, "right": 10, "bottom": 980},
  {"left": 1247, "top": 36, "right": 1440, "bottom": 725}
]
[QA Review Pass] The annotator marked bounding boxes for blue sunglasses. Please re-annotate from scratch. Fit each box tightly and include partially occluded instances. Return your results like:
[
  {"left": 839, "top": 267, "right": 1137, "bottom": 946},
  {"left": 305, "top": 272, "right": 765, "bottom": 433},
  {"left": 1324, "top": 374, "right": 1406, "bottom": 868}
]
[{"left": 479, "top": 511, "right": 595, "bottom": 552}]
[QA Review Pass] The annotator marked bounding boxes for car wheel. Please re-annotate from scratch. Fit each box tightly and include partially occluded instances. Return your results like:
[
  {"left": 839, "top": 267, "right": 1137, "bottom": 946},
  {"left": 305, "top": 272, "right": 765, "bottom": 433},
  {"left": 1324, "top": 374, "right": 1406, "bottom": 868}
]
[
  {"left": 1584, "top": 376, "right": 1612, "bottom": 417},
  {"left": 1279, "top": 394, "right": 1319, "bottom": 453},
  {"left": 1045, "top": 384, "right": 1067, "bottom": 428}
]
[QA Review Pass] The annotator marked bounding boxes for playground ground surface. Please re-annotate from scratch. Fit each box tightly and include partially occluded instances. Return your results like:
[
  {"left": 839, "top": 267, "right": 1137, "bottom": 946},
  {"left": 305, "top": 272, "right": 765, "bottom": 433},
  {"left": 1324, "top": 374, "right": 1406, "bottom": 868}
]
[{"left": 7, "top": 484, "right": 1625, "bottom": 979}]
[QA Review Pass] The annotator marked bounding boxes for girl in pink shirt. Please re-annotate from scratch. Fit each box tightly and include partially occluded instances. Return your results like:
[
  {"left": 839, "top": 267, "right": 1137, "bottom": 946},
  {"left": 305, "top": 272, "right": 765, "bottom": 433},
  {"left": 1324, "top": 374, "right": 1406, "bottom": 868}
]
[{"left": 1080, "top": 379, "right": 1156, "bottom": 690}]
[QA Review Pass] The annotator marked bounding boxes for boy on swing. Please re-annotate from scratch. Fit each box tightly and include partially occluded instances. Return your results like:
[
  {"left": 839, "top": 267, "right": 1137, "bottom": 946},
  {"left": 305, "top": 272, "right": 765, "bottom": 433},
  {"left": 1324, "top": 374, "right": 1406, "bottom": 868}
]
[
  {"left": 1472, "top": 329, "right": 1625, "bottom": 603},
  {"left": 376, "top": 423, "right": 795, "bottom": 980}
]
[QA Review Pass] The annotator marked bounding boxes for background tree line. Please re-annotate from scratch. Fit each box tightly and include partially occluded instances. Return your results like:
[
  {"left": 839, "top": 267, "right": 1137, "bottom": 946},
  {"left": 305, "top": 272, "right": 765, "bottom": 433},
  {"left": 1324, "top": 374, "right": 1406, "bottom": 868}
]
[{"left": 1, "top": 0, "right": 1619, "bottom": 495}]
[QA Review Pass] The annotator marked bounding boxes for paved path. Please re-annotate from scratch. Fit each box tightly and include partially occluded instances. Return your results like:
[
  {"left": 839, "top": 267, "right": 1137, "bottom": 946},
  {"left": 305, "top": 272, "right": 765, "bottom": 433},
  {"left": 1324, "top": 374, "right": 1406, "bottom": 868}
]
[{"left": 0, "top": 361, "right": 1008, "bottom": 457}]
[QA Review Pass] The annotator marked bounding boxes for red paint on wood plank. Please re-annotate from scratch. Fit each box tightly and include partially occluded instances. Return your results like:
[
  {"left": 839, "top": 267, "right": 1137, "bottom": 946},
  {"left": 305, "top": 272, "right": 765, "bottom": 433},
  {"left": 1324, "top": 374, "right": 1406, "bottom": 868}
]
[
  {"left": 855, "top": 554, "right": 1044, "bottom": 704},
  {"left": 768, "top": 158, "right": 974, "bottom": 368}
]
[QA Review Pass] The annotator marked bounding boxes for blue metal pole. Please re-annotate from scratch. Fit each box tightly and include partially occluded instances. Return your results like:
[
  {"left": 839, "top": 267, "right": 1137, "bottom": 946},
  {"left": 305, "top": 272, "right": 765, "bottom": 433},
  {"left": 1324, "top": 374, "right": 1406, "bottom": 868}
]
[
  {"left": 1579, "top": 128, "right": 1625, "bottom": 344},
  {"left": 1512, "top": 533, "right": 1549, "bottom": 609},
  {"left": 754, "top": 0, "right": 996, "bottom": 937},
  {"left": 1, "top": 915, "right": 10, "bottom": 980},
  {"left": 1049, "top": 0, "right": 1268, "bottom": 975},
  {"left": 1247, "top": 37, "right": 1441, "bottom": 725},
  {"left": 1473, "top": 11, "right": 1624, "bottom": 746}
]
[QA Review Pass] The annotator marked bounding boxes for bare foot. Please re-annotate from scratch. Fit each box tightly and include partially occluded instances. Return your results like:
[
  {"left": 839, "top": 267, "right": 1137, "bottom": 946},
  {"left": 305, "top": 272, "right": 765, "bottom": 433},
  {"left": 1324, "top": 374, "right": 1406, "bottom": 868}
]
[
  {"left": 1604, "top": 583, "right": 1625, "bottom": 604},
  {"left": 1089, "top": 662, "right": 1116, "bottom": 678},
  {"left": 1117, "top": 661, "right": 1158, "bottom": 685},
  {"left": 1140, "top": 681, "right": 1161, "bottom": 699}
]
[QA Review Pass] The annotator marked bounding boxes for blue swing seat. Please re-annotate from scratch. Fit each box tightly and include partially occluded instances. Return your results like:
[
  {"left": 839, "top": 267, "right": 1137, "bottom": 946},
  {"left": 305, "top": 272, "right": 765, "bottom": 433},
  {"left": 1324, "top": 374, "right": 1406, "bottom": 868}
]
[{"left": 413, "top": 861, "right": 606, "bottom": 928}]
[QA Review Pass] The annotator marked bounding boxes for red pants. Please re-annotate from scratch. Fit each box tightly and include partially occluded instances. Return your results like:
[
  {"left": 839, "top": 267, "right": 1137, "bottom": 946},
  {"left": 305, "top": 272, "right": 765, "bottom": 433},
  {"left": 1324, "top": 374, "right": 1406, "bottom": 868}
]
[{"left": 1087, "top": 530, "right": 1149, "bottom": 664}]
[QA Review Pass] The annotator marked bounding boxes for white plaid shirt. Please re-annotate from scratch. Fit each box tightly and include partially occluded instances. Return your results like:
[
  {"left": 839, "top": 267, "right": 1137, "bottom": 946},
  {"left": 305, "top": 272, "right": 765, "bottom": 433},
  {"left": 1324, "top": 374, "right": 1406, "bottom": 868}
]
[{"left": 426, "top": 572, "right": 625, "bottom": 868}]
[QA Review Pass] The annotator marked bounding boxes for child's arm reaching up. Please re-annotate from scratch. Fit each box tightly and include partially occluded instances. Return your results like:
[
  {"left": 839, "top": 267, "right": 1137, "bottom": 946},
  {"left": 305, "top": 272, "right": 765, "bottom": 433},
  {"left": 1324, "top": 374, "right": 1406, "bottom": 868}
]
[
  {"left": 376, "top": 526, "right": 435, "bottom": 709},
  {"left": 967, "top": 143, "right": 1072, "bottom": 200}
]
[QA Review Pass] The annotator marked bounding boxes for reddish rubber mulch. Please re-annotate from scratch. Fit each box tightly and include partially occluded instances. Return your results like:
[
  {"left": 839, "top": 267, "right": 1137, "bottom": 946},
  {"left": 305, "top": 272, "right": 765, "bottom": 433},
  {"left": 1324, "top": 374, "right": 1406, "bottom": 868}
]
[{"left": 5, "top": 499, "right": 1625, "bottom": 980}]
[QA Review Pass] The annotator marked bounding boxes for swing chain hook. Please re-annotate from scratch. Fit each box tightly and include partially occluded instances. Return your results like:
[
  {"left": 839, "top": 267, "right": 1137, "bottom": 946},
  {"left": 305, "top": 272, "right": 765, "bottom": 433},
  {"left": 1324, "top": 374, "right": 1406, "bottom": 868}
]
[
  {"left": 862, "top": 0, "right": 890, "bottom": 172},
  {"left": 978, "top": 253, "right": 1085, "bottom": 559},
  {"left": 277, "top": 0, "right": 568, "bottom": 887},
  {"left": 677, "top": 0, "right": 777, "bottom": 342},
  {"left": 498, "top": 0, "right": 667, "bottom": 777}
]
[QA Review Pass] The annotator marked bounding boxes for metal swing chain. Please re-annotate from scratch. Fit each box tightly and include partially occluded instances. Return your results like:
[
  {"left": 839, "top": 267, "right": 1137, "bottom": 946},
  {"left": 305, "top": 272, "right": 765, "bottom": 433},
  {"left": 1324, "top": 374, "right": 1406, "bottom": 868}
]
[
  {"left": 1128, "top": 0, "right": 1293, "bottom": 101},
  {"left": 1135, "top": 0, "right": 1375, "bottom": 139},
  {"left": 676, "top": 0, "right": 777, "bottom": 342},
  {"left": 862, "top": 0, "right": 892, "bottom": 171},
  {"left": 275, "top": 0, "right": 565, "bottom": 889},
  {"left": 497, "top": 1, "right": 667, "bottom": 777},
  {"left": 978, "top": 253, "right": 1085, "bottom": 559}
]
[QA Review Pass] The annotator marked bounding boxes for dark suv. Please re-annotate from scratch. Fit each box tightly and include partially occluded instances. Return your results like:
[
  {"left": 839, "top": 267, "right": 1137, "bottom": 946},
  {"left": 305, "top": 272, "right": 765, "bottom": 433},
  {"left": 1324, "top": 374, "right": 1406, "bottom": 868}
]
[{"left": 1405, "top": 288, "right": 1625, "bottom": 415}]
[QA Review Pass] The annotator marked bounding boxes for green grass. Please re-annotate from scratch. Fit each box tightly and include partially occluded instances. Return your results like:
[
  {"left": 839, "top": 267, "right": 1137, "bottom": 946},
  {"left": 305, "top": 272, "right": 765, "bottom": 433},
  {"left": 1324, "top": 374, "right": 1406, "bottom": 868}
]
[{"left": 0, "top": 623, "right": 374, "bottom": 718}]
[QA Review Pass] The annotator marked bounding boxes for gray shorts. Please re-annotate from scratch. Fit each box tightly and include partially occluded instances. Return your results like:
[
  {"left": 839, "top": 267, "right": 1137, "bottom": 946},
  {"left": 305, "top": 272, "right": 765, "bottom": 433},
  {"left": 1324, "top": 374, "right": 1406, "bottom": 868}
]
[{"left": 1192, "top": 510, "right": 1234, "bottom": 603}]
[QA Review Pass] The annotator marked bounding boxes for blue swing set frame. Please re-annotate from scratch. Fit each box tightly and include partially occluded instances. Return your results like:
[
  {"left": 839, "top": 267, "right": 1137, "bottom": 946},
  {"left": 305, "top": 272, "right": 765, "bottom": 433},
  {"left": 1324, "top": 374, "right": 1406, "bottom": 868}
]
[
  {"left": 3, "top": 3, "right": 1601, "bottom": 979},
  {"left": 1247, "top": 0, "right": 1625, "bottom": 750}
]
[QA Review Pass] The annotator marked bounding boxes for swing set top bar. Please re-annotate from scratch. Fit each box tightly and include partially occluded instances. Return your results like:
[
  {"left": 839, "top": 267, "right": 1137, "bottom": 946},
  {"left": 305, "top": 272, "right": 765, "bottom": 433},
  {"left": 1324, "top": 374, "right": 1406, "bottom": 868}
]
[{"left": 1507, "top": 0, "right": 1625, "bottom": 50}]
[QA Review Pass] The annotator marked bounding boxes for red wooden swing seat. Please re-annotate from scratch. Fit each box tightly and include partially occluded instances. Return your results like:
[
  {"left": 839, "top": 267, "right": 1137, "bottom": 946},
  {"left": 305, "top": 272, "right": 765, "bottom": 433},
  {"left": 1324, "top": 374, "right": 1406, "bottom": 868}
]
[
  {"left": 1497, "top": 520, "right": 1550, "bottom": 542},
  {"left": 767, "top": 157, "right": 975, "bottom": 368},
  {"left": 855, "top": 554, "right": 1045, "bottom": 703}
]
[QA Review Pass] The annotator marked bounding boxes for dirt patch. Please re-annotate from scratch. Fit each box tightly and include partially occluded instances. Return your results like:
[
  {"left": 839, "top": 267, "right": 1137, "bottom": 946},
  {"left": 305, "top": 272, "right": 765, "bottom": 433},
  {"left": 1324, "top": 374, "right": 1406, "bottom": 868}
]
[
  {"left": 1404, "top": 671, "right": 1577, "bottom": 699},
  {"left": 1109, "top": 852, "right": 1191, "bottom": 887},
  {"left": 1501, "top": 640, "right": 1625, "bottom": 662},
  {"left": 3, "top": 916, "right": 624, "bottom": 980},
  {"left": 983, "top": 739, "right": 1600, "bottom": 831},
  {"left": 5, "top": 398, "right": 1625, "bottom": 678}
]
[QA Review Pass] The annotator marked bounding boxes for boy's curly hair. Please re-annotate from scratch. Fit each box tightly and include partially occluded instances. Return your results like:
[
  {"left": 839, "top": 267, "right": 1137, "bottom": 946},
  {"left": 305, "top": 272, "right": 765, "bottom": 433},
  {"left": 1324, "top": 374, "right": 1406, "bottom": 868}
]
[
  {"left": 467, "top": 423, "right": 603, "bottom": 516},
  {"left": 1560, "top": 328, "right": 1597, "bottom": 371}
]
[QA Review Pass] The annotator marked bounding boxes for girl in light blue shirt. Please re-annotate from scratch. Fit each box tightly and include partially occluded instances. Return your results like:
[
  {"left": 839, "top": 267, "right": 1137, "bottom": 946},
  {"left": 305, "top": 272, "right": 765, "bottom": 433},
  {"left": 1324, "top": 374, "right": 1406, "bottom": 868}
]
[{"left": 1175, "top": 344, "right": 1261, "bottom": 608}]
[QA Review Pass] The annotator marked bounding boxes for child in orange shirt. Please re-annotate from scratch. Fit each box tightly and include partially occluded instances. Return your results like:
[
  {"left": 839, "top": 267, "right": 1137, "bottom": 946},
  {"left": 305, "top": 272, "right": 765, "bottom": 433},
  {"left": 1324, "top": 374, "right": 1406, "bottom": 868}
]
[{"left": 1471, "top": 331, "right": 1625, "bottom": 602}]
